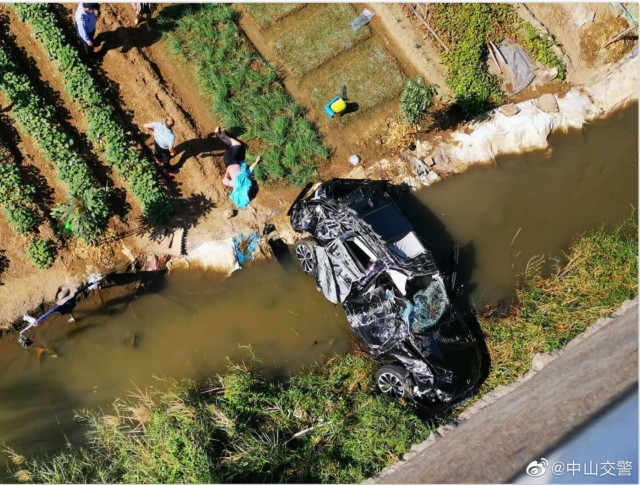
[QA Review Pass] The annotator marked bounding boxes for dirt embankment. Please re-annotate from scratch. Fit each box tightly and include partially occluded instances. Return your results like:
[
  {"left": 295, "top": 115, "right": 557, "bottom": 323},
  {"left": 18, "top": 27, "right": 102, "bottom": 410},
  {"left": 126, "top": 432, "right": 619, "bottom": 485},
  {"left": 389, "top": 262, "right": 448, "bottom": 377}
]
[{"left": 0, "top": 3, "right": 637, "bottom": 329}]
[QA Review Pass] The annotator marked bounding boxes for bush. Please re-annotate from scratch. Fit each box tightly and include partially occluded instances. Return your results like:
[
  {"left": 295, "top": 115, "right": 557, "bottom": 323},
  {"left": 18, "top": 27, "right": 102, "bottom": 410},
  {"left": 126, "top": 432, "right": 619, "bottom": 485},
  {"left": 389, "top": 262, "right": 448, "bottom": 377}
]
[
  {"left": 25, "top": 239, "right": 56, "bottom": 269},
  {"left": 400, "top": 78, "right": 437, "bottom": 124},
  {"left": 51, "top": 189, "right": 109, "bottom": 245}
]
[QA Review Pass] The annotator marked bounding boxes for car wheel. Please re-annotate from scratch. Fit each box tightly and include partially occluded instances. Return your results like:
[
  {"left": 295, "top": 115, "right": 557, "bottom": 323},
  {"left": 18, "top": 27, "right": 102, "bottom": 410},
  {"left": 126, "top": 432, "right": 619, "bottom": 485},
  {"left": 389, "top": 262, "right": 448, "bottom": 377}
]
[
  {"left": 295, "top": 237, "right": 318, "bottom": 276},
  {"left": 375, "top": 365, "right": 412, "bottom": 399}
]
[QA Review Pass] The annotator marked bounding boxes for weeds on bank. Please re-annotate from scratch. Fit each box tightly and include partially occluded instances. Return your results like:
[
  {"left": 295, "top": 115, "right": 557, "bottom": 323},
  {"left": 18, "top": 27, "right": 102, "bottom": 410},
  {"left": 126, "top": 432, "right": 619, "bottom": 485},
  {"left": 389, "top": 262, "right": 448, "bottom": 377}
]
[
  {"left": 159, "top": 4, "right": 327, "bottom": 186},
  {"left": 7, "top": 354, "right": 428, "bottom": 483},
  {"left": 5, "top": 217, "right": 637, "bottom": 483},
  {"left": 481, "top": 216, "right": 638, "bottom": 391},
  {"left": 429, "top": 4, "right": 565, "bottom": 116}
]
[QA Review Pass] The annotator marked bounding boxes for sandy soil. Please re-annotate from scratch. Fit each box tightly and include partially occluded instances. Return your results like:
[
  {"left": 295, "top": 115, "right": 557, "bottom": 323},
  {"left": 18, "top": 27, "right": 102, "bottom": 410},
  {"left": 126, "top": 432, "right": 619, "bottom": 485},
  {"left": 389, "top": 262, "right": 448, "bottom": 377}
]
[{"left": 523, "top": 3, "right": 636, "bottom": 85}]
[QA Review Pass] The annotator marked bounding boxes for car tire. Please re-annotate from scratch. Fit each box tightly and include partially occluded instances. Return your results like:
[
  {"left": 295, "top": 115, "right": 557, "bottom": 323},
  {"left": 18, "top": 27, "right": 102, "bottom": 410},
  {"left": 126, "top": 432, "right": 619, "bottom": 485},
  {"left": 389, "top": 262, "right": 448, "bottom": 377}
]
[
  {"left": 294, "top": 237, "right": 318, "bottom": 276},
  {"left": 375, "top": 364, "right": 413, "bottom": 399}
]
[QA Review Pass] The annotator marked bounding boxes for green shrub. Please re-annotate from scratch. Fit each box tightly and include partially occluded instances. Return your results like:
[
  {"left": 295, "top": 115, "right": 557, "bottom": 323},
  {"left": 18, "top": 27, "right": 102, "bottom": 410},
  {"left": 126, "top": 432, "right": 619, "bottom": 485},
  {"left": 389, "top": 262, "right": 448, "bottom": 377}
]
[
  {"left": 26, "top": 238, "right": 55, "bottom": 269},
  {"left": 51, "top": 189, "right": 109, "bottom": 244},
  {"left": 400, "top": 78, "right": 437, "bottom": 124}
]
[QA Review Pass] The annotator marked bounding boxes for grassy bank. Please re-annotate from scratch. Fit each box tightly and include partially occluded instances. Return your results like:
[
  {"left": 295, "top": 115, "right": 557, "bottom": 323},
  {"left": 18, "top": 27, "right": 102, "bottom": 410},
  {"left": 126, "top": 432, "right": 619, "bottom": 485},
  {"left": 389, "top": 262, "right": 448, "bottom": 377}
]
[
  {"left": 159, "top": 4, "right": 327, "bottom": 186},
  {"left": 5, "top": 217, "right": 637, "bottom": 483},
  {"left": 428, "top": 4, "right": 565, "bottom": 116}
]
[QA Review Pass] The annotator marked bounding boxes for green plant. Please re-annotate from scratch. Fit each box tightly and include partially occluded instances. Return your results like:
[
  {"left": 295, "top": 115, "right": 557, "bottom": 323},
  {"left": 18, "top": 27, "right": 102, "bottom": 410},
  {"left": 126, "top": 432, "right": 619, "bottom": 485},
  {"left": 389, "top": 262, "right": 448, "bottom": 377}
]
[
  {"left": 0, "top": 146, "right": 40, "bottom": 235},
  {"left": 428, "top": 4, "right": 565, "bottom": 116},
  {"left": 51, "top": 189, "right": 109, "bottom": 244},
  {"left": 158, "top": 4, "right": 326, "bottom": 185},
  {"left": 7, "top": 354, "right": 428, "bottom": 483},
  {"left": 400, "top": 78, "right": 437, "bottom": 124},
  {"left": 25, "top": 238, "right": 56, "bottom": 269},
  {"left": 11, "top": 4, "right": 173, "bottom": 224},
  {"left": 0, "top": 41, "right": 108, "bottom": 244}
]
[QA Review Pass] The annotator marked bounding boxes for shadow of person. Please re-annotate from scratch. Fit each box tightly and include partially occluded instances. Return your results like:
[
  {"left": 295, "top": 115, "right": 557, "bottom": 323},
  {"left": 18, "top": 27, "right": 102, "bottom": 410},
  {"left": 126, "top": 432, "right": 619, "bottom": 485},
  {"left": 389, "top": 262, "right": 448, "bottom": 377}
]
[
  {"left": 95, "top": 24, "right": 161, "bottom": 56},
  {"left": 171, "top": 134, "right": 228, "bottom": 172}
]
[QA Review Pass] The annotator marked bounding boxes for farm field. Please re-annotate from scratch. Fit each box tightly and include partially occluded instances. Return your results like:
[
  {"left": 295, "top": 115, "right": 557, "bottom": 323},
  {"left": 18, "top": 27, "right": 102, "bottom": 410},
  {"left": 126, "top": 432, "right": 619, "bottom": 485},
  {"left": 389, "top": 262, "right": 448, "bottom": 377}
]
[{"left": 240, "top": 3, "right": 420, "bottom": 169}]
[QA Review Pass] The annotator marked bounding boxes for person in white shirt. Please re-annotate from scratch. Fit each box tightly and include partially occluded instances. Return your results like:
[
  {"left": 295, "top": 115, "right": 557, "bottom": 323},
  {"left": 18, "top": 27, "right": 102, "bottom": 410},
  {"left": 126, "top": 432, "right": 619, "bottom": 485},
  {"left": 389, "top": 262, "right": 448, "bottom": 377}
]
[{"left": 143, "top": 117, "right": 176, "bottom": 174}]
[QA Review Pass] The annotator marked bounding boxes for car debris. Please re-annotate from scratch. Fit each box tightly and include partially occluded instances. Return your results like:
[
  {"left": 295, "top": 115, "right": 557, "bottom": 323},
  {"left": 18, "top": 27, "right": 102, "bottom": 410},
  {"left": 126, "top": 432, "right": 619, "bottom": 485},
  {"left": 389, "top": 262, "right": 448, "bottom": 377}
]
[{"left": 290, "top": 178, "right": 484, "bottom": 409}]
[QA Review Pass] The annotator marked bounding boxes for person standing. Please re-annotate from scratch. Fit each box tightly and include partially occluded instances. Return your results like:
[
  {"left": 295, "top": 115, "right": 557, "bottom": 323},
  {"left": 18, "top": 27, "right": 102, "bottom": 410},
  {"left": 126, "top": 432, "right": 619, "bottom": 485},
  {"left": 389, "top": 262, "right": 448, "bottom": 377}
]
[
  {"left": 75, "top": 3, "right": 101, "bottom": 57},
  {"left": 144, "top": 117, "right": 176, "bottom": 174}
]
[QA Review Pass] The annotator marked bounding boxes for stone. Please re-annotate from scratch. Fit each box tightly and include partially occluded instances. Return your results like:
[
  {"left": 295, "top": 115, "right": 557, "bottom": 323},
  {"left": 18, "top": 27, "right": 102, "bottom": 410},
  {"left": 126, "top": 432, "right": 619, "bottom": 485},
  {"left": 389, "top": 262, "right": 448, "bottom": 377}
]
[
  {"left": 499, "top": 103, "right": 520, "bottom": 117},
  {"left": 537, "top": 93, "right": 559, "bottom": 113},
  {"left": 222, "top": 209, "right": 235, "bottom": 220}
]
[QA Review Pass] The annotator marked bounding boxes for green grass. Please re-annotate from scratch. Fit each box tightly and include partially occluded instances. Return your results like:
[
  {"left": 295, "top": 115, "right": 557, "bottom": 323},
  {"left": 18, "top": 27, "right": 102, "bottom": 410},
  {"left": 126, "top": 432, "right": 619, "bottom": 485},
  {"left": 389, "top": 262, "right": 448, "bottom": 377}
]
[
  {"left": 6, "top": 354, "right": 429, "bottom": 483},
  {"left": 159, "top": 4, "right": 327, "bottom": 186},
  {"left": 480, "top": 216, "right": 638, "bottom": 392},
  {"left": 6, "top": 216, "right": 636, "bottom": 483},
  {"left": 308, "top": 42, "right": 405, "bottom": 116},
  {"left": 429, "top": 4, "right": 565, "bottom": 116},
  {"left": 243, "top": 3, "right": 305, "bottom": 29},
  {"left": 271, "top": 4, "right": 371, "bottom": 77}
]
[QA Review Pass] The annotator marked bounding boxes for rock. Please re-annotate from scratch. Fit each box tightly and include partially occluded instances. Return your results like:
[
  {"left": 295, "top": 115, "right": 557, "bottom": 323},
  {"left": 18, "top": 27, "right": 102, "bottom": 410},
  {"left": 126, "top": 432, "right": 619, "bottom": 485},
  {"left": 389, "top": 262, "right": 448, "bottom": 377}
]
[
  {"left": 499, "top": 103, "right": 520, "bottom": 117},
  {"left": 571, "top": 4, "right": 595, "bottom": 28},
  {"left": 222, "top": 209, "right": 235, "bottom": 220},
  {"left": 534, "top": 67, "right": 559, "bottom": 85},
  {"left": 415, "top": 139, "right": 432, "bottom": 158},
  {"left": 537, "top": 93, "right": 559, "bottom": 113}
]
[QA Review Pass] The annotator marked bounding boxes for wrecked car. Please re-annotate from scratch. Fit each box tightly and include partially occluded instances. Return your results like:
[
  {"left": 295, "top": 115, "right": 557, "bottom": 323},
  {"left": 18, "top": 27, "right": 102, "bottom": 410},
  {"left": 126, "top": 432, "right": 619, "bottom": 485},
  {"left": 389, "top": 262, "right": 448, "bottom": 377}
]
[{"left": 289, "top": 179, "right": 483, "bottom": 408}]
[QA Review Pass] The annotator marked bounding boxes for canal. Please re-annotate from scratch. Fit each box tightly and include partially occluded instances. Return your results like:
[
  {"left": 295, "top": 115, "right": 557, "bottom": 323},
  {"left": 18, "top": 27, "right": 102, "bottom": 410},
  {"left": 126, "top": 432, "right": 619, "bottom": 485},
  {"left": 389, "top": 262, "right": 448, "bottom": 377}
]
[{"left": 0, "top": 103, "right": 636, "bottom": 461}]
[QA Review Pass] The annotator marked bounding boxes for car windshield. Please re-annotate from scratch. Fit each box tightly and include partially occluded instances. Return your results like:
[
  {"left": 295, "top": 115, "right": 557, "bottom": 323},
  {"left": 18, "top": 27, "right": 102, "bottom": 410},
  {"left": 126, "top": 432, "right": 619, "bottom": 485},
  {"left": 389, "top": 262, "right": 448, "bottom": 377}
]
[
  {"left": 403, "top": 277, "right": 450, "bottom": 334},
  {"left": 360, "top": 202, "right": 413, "bottom": 242}
]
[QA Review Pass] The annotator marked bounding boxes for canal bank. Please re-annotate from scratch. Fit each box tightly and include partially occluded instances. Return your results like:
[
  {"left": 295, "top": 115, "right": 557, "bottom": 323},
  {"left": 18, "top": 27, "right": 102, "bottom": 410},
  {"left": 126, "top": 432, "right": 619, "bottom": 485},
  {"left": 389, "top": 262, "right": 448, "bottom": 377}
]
[
  {"left": 0, "top": 102, "right": 637, "bottom": 472},
  {"left": 3, "top": 215, "right": 636, "bottom": 483}
]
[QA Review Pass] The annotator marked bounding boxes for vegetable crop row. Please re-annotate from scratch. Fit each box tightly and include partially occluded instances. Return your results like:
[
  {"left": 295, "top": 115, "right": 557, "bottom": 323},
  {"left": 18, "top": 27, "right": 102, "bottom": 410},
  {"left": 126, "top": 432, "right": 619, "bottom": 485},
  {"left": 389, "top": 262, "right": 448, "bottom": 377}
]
[
  {"left": 0, "top": 41, "right": 108, "bottom": 245},
  {"left": 161, "top": 4, "right": 327, "bottom": 186},
  {"left": 0, "top": 142, "right": 56, "bottom": 268},
  {"left": 12, "top": 3, "right": 173, "bottom": 224}
]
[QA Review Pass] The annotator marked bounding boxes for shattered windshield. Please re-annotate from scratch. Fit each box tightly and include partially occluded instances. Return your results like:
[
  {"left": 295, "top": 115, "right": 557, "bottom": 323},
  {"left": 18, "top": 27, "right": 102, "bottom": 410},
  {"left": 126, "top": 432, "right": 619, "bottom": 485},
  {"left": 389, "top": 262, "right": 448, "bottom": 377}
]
[{"left": 403, "top": 277, "right": 449, "bottom": 334}]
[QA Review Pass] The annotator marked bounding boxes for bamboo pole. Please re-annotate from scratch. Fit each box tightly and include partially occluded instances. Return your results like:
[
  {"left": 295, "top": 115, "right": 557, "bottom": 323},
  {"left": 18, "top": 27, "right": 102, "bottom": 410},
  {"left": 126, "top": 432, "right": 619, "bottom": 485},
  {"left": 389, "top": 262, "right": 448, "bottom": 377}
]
[
  {"left": 410, "top": 5, "right": 449, "bottom": 52},
  {"left": 602, "top": 23, "right": 638, "bottom": 49}
]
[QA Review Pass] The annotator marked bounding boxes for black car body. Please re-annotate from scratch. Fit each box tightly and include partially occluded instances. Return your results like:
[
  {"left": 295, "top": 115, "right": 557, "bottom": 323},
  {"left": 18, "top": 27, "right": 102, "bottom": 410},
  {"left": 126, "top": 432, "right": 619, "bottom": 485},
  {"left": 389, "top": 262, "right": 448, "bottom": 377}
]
[{"left": 290, "top": 179, "right": 483, "bottom": 407}]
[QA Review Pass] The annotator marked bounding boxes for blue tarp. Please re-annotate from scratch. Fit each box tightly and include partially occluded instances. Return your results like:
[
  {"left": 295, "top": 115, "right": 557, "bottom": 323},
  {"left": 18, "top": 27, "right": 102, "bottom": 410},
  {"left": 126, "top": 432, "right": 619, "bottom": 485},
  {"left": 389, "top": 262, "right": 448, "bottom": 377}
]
[
  {"left": 233, "top": 232, "right": 259, "bottom": 266},
  {"left": 229, "top": 163, "right": 253, "bottom": 209}
]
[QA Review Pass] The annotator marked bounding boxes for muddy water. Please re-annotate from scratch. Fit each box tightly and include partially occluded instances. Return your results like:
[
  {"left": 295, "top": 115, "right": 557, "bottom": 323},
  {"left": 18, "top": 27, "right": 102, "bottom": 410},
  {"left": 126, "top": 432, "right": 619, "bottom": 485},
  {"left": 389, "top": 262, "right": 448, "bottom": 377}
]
[
  {"left": 0, "top": 265, "right": 351, "bottom": 456},
  {"left": 0, "top": 104, "right": 637, "bottom": 461},
  {"left": 409, "top": 103, "right": 638, "bottom": 306}
]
